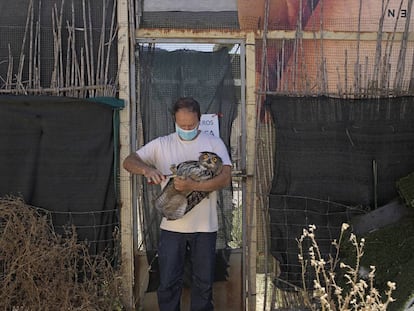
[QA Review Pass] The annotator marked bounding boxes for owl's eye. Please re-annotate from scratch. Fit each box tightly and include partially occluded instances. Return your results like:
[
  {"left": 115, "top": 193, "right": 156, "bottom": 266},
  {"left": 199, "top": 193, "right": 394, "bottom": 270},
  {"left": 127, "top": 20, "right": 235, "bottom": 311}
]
[
  {"left": 203, "top": 154, "right": 209, "bottom": 160},
  {"left": 212, "top": 157, "right": 217, "bottom": 163}
]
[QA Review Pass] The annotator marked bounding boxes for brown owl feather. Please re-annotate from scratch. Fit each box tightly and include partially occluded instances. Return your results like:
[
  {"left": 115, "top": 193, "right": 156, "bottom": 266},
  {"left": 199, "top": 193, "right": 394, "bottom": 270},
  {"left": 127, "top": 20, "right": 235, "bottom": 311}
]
[{"left": 154, "top": 151, "right": 223, "bottom": 220}]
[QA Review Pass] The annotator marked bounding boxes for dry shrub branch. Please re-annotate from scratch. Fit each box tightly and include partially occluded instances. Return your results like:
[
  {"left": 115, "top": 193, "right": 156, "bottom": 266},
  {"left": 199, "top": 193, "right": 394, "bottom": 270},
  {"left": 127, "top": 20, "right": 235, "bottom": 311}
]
[
  {"left": 298, "top": 224, "right": 396, "bottom": 311},
  {"left": 0, "top": 196, "right": 124, "bottom": 310}
]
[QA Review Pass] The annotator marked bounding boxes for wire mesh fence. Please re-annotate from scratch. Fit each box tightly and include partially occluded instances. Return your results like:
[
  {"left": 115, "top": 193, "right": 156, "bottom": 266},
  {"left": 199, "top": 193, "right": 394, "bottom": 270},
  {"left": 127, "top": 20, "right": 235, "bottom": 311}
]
[{"left": 48, "top": 208, "right": 121, "bottom": 256}]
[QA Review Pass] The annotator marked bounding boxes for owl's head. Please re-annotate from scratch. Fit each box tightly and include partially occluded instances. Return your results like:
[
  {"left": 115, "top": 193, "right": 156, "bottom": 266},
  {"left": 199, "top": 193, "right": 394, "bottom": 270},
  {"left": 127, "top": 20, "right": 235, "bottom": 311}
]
[{"left": 199, "top": 151, "right": 223, "bottom": 173}]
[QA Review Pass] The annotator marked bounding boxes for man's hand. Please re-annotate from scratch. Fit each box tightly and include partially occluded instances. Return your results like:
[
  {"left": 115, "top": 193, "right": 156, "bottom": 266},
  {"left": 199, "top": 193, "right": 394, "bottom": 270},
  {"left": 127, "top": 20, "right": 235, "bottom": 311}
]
[
  {"left": 144, "top": 168, "right": 166, "bottom": 185},
  {"left": 173, "top": 165, "right": 232, "bottom": 192},
  {"left": 173, "top": 176, "right": 197, "bottom": 192}
]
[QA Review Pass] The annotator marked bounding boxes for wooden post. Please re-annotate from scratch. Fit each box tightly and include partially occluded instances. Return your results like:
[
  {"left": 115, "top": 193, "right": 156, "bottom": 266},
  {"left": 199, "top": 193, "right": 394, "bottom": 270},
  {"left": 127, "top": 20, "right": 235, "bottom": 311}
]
[{"left": 117, "top": 0, "right": 135, "bottom": 309}]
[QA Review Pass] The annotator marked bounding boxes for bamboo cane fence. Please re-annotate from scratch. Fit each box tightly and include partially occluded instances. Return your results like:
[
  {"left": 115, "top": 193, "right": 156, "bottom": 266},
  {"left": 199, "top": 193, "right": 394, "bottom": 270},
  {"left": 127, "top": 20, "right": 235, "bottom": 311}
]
[{"left": 0, "top": 0, "right": 118, "bottom": 98}]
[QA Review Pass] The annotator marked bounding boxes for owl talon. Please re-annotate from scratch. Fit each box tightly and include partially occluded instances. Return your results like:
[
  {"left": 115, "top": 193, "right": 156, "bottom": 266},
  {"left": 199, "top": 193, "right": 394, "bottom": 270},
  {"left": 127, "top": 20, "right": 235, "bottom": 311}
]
[{"left": 170, "top": 164, "right": 177, "bottom": 175}]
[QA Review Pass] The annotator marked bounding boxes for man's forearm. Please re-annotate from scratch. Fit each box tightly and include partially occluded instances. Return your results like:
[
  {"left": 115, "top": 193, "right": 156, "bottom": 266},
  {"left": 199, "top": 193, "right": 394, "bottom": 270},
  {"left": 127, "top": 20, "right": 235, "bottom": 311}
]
[
  {"left": 174, "top": 165, "right": 232, "bottom": 192},
  {"left": 123, "top": 153, "right": 149, "bottom": 175}
]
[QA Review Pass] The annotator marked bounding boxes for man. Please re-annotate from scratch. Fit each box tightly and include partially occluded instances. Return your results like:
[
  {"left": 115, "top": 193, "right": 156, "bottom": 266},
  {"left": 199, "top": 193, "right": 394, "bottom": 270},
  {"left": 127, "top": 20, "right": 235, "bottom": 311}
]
[{"left": 123, "top": 97, "right": 232, "bottom": 311}]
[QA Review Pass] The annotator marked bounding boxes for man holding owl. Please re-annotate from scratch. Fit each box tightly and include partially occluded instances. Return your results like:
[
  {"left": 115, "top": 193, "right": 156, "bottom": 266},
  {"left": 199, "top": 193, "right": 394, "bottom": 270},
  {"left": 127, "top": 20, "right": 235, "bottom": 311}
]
[{"left": 123, "top": 97, "right": 232, "bottom": 311}]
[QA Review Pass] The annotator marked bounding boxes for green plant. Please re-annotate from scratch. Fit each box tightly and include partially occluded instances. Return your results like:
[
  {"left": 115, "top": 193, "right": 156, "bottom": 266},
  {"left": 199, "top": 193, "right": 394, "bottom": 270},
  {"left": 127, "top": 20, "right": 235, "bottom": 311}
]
[
  {"left": 297, "top": 223, "right": 396, "bottom": 311},
  {"left": 228, "top": 202, "right": 243, "bottom": 248}
]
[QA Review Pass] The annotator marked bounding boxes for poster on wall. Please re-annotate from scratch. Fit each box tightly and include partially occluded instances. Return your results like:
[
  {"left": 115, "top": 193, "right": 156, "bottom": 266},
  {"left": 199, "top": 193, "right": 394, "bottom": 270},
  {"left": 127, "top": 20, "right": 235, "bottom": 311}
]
[
  {"left": 237, "top": 0, "right": 414, "bottom": 31},
  {"left": 238, "top": 0, "right": 414, "bottom": 95}
]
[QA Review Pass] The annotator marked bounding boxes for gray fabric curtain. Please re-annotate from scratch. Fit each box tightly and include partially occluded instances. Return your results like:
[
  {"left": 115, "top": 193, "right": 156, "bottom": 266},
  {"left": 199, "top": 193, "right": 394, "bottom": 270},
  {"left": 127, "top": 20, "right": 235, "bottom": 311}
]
[{"left": 137, "top": 46, "right": 238, "bottom": 290}]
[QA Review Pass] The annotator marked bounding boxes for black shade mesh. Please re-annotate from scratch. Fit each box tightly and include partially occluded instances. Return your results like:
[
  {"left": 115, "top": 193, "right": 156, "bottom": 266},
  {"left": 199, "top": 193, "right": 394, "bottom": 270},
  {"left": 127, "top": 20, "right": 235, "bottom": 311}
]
[
  {"left": 267, "top": 95, "right": 414, "bottom": 289},
  {"left": 0, "top": 95, "right": 119, "bottom": 256}
]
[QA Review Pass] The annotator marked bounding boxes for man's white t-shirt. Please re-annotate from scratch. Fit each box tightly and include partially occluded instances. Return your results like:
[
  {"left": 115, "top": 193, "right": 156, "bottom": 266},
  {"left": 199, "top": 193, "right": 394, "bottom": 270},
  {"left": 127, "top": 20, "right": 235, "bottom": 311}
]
[{"left": 136, "top": 131, "right": 232, "bottom": 233}]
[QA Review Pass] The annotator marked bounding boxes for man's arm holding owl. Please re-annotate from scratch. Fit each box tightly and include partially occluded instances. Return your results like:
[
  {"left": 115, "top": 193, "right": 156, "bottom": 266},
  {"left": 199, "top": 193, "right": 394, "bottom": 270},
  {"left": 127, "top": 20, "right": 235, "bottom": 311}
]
[
  {"left": 123, "top": 152, "right": 166, "bottom": 185},
  {"left": 173, "top": 165, "right": 232, "bottom": 192}
]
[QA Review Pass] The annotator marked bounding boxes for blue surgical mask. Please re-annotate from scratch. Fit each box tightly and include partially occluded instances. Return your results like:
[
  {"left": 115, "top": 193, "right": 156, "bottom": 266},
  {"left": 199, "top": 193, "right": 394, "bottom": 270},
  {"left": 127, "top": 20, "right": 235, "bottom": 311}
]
[{"left": 176, "top": 123, "right": 199, "bottom": 141}]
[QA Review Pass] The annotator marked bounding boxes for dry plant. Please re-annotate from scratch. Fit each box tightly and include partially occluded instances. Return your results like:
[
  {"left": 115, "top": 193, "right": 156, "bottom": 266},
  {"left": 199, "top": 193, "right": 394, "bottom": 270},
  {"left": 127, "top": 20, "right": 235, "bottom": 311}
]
[
  {"left": 297, "top": 223, "right": 396, "bottom": 311},
  {"left": 0, "top": 196, "right": 124, "bottom": 310}
]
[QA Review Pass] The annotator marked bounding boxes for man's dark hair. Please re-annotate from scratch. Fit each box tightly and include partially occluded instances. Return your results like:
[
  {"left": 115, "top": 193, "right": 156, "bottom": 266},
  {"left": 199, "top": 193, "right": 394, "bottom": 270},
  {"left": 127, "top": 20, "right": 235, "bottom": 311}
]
[{"left": 171, "top": 97, "right": 201, "bottom": 120}]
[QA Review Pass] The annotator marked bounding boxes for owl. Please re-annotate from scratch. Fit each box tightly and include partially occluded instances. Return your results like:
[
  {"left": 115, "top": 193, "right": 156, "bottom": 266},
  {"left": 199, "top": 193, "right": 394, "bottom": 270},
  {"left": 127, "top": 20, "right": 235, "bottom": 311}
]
[{"left": 154, "top": 151, "right": 223, "bottom": 220}]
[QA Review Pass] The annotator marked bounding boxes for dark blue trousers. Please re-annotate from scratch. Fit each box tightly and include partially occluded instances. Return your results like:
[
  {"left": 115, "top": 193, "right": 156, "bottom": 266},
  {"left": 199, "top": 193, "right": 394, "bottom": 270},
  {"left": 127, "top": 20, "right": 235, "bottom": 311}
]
[{"left": 157, "top": 230, "right": 217, "bottom": 311}]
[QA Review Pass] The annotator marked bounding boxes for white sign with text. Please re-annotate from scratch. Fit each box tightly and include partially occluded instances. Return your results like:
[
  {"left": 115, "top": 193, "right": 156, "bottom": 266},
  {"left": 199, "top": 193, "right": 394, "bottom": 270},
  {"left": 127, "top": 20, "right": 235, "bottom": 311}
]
[{"left": 199, "top": 114, "right": 220, "bottom": 137}]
